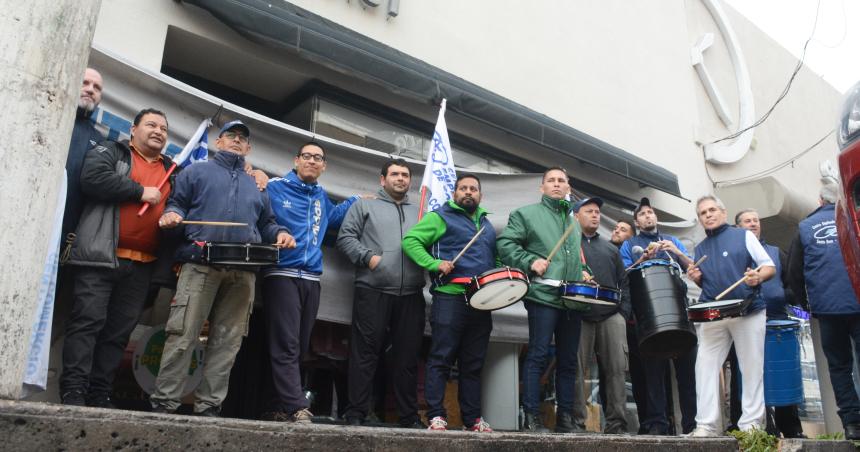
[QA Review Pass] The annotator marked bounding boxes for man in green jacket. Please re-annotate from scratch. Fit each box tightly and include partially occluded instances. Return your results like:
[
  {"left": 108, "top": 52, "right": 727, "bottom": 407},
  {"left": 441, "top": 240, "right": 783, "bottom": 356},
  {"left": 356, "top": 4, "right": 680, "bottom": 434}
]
[
  {"left": 402, "top": 174, "right": 496, "bottom": 433},
  {"left": 497, "top": 167, "right": 584, "bottom": 433}
]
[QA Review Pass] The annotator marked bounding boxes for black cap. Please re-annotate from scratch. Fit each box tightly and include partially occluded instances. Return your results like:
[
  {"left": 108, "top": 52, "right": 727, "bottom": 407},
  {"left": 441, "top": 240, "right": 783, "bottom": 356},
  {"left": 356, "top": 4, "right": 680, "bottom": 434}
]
[
  {"left": 633, "top": 197, "right": 652, "bottom": 217},
  {"left": 573, "top": 196, "right": 603, "bottom": 213}
]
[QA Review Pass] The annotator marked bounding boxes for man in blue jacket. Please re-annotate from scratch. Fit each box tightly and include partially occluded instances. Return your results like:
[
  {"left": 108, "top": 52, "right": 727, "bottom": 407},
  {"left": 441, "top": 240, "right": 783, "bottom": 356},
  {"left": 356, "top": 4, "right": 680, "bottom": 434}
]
[
  {"left": 686, "top": 195, "right": 775, "bottom": 437},
  {"left": 262, "top": 142, "right": 359, "bottom": 423},
  {"left": 620, "top": 197, "right": 697, "bottom": 435},
  {"left": 787, "top": 181, "right": 860, "bottom": 440},
  {"left": 151, "top": 120, "right": 293, "bottom": 416}
]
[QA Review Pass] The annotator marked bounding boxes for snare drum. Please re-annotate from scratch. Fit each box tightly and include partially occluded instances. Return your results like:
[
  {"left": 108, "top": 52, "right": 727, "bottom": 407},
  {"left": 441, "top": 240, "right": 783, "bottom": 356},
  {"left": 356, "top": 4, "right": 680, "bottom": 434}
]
[
  {"left": 687, "top": 297, "right": 753, "bottom": 322},
  {"left": 560, "top": 281, "right": 620, "bottom": 315},
  {"left": 465, "top": 267, "right": 529, "bottom": 311},
  {"left": 203, "top": 242, "right": 279, "bottom": 266}
]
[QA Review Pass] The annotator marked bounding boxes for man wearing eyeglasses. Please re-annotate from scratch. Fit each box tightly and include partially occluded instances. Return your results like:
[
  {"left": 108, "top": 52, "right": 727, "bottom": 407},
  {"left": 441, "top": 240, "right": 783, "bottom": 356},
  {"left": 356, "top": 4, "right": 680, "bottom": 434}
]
[{"left": 262, "top": 142, "right": 360, "bottom": 423}]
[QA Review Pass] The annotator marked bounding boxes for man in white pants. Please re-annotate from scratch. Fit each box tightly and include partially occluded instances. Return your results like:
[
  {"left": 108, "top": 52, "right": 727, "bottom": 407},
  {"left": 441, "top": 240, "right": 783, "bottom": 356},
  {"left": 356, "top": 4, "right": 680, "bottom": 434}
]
[{"left": 686, "top": 195, "right": 775, "bottom": 437}]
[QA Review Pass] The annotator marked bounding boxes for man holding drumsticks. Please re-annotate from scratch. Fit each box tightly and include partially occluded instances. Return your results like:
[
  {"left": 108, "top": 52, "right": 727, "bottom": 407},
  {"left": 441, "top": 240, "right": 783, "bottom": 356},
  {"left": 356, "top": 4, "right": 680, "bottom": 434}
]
[
  {"left": 686, "top": 195, "right": 775, "bottom": 437},
  {"left": 496, "top": 167, "right": 585, "bottom": 433},
  {"left": 620, "top": 197, "right": 697, "bottom": 435},
  {"left": 151, "top": 120, "right": 293, "bottom": 416},
  {"left": 402, "top": 174, "right": 496, "bottom": 432}
]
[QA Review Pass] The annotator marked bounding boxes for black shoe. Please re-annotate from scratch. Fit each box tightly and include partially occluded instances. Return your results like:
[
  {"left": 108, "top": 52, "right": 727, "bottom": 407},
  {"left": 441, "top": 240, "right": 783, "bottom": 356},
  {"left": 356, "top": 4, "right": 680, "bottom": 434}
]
[
  {"left": 555, "top": 412, "right": 576, "bottom": 433},
  {"left": 399, "top": 419, "right": 427, "bottom": 429},
  {"left": 86, "top": 393, "right": 116, "bottom": 409},
  {"left": 194, "top": 406, "right": 220, "bottom": 417},
  {"left": 61, "top": 390, "right": 86, "bottom": 407},
  {"left": 646, "top": 425, "right": 669, "bottom": 436},
  {"left": 522, "top": 412, "right": 550, "bottom": 433},
  {"left": 150, "top": 404, "right": 173, "bottom": 414},
  {"left": 845, "top": 423, "right": 860, "bottom": 441},
  {"left": 346, "top": 416, "right": 363, "bottom": 426}
]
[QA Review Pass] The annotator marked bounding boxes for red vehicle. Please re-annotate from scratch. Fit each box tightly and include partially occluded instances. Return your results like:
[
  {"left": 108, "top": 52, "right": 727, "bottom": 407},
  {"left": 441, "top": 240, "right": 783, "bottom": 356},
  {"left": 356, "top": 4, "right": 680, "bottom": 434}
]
[{"left": 837, "top": 82, "right": 860, "bottom": 301}]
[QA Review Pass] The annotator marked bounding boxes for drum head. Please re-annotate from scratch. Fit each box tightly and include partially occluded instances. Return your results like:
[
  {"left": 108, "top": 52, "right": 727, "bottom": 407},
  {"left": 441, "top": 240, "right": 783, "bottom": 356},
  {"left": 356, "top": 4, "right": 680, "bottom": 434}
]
[
  {"left": 766, "top": 319, "right": 800, "bottom": 330},
  {"left": 469, "top": 280, "right": 528, "bottom": 310}
]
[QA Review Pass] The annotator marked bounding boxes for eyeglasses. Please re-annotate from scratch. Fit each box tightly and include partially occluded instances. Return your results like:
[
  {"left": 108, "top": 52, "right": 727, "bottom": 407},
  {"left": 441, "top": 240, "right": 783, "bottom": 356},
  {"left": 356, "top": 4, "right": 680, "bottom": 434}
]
[
  {"left": 222, "top": 131, "right": 249, "bottom": 143},
  {"left": 299, "top": 152, "right": 325, "bottom": 162}
]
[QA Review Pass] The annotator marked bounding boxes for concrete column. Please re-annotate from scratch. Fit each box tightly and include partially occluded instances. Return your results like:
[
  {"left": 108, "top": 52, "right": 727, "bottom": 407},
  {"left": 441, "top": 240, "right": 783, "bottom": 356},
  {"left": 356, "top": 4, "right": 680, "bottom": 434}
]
[
  {"left": 0, "top": 0, "right": 101, "bottom": 398},
  {"left": 481, "top": 342, "right": 520, "bottom": 431}
]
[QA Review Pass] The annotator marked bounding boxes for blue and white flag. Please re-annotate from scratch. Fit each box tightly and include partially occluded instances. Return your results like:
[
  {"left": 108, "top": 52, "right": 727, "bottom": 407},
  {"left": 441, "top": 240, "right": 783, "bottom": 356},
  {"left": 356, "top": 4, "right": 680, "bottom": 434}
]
[
  {"left": 172, "top": 118, "right": 210, "bottom": 168},
  {"left": 419, "top": 99, "right": 456, "bottom": 216}
]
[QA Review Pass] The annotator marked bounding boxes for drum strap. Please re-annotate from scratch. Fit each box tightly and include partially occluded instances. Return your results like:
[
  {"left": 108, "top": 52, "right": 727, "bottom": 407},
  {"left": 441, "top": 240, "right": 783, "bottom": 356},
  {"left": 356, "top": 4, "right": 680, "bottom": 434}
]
[
  {"left": 449, "top": 277, "right": 471, "bottom": 284},
  {"left": 579, "top": 247, "right": 594, "bottom": 278}
]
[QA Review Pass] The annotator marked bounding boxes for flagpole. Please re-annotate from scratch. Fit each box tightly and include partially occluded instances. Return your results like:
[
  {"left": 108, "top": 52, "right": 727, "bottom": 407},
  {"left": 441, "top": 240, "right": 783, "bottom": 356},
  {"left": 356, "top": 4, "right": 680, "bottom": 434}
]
[
  {"left": 417, "top": 185, "right": 428, "bottom": 220},
  {"left": 137, "top": 162, "right": 177, "bottom": 216}
]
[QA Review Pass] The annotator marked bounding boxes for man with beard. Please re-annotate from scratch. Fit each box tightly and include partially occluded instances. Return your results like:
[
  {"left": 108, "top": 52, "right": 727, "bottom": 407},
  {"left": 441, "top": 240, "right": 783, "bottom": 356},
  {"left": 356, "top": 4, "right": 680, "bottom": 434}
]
[
  {"left": 620, "top": 198, "right": 696, "bottom": 435},
  {"left": 402, "top": 174, "right": 496, "bottom": 433},
  {"left": 610, "top": 220, "right": 635, "bottom": 247},
  {"left": 151, "top": 120, "right": 293, "bottom": 416},
  {"left": 337, "top": 159, "right": 426, "bottom": 428},
  {"left": 61, "top": 108, "right": 173, "bottom": 407},
  {"left": 496, "top": 167, "right": 584, "bottom": 433},
  {"left": 686, "top": 195, "right": 775, "bottom": 437}
]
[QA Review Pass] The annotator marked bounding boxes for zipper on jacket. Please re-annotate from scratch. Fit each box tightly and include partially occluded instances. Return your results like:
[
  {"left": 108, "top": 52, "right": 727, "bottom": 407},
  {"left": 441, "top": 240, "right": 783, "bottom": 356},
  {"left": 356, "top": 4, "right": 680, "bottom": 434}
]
[
  {"left": 397, "top": 201, "right": 405, "bottom": 296},
  {"left": 304, "top": 189, "right": 311, "bottom": 266}
]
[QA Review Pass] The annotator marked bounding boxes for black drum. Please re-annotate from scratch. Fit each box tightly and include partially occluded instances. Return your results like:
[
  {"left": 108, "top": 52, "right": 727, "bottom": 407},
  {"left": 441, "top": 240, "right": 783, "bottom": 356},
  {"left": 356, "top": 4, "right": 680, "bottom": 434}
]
[
  {"left": 628, "top": 260, "right": 697, "bottom": 359},
  {"left": 203, "top": 242, "right": 279, "bottom": 266}
]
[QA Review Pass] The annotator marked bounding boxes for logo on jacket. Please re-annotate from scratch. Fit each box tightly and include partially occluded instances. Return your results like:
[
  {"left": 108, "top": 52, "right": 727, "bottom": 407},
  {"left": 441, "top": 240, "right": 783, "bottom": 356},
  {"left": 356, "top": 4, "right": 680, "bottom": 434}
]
[
  {"left": 312, "top": 200, "right": 322, "bottom": 245},
  {"left": 282, "top": 199, "right": 292, "bottom": 209},
  {"left": 813, "top": 224, "right": 838, "bottom": 241}
]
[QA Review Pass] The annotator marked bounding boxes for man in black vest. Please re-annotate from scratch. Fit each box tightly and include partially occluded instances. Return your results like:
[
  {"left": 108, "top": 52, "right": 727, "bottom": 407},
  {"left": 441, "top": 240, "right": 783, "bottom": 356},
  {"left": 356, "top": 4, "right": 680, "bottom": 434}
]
[{"left": 402, "top": 174, "right": 496, "bottom": 433}]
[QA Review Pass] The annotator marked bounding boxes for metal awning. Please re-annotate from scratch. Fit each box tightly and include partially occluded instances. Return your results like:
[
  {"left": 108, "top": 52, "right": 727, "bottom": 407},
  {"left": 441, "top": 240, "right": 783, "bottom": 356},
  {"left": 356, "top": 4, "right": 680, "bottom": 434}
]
[{"left": 182, "top": 0, "right": 682, "bottom": 197}]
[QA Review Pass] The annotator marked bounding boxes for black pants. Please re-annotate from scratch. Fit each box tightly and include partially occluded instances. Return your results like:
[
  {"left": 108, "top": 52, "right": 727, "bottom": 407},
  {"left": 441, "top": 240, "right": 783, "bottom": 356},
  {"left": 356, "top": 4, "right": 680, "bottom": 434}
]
[
  {"left": 641, "top": 346, "right": 697, "bottom": 434},
  {"left": 344, "top": 287, "right": 426, "bottom": 424},
  {"left": 60, "top": 259, "right": 152, "bottom": 398},
  {"left": 627, "top": 321, "right": 648, "bottom": 432},
  {"left": 263, "top": 275, "right": 321, "bottom": 414}
]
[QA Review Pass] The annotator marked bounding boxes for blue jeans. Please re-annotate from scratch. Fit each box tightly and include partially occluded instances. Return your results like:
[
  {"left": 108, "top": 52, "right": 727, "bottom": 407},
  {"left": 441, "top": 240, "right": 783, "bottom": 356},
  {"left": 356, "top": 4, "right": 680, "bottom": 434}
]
[
  {"left": 818, "top": 314, "right": 860, "bottom": 426},
  {"left": 424, "top": 292, "right": 492, "bottom": 424},
  {"left": 522, "top": 301, "right": 582, "bottom": 415}
]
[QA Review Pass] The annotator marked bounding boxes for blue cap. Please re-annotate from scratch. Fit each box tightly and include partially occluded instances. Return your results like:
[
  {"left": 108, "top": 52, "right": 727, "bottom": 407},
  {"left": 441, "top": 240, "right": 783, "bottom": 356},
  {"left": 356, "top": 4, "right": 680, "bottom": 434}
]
[
  {"left": 218, "top": 120, "right": 250, "bottom": 138},
  {"left": 573, "top": 196, "right": 603, "bottom": 213}
]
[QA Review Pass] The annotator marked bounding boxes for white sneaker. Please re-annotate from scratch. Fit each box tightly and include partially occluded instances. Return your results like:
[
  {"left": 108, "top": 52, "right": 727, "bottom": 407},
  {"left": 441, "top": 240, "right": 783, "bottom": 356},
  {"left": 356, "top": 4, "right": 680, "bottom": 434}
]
[
  {"left": 428, "top": 416, "right": 448, "bottom": 431},
  {"left": 686, "top": 426, "right": 719, "bottom": 437}
]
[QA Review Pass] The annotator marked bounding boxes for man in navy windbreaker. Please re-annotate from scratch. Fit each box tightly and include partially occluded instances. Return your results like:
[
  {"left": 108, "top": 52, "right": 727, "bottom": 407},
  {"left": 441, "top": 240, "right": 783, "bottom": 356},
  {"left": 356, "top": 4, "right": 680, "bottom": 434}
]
[
  {"left": 151, "top": 120, "right": 293, "bottom": 416},
  {"left": 787, "top": 181, "right": 860, "bottom": 440},
  {"left": 262, "top": 142, "right": 359, "bottom": 423}
]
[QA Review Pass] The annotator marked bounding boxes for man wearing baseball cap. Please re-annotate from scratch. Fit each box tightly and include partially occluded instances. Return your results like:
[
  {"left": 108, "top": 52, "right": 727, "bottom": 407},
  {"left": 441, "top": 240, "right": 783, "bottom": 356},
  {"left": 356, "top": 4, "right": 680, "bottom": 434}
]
[
  {"left": 620, "top": 197, "right": 697, "bottom": 435},
  {"left": 570, "top": 197, "right": 631, "bottom": 434},
  {"left": 151, "top": 119, "right": 294, "bottom": 416}
]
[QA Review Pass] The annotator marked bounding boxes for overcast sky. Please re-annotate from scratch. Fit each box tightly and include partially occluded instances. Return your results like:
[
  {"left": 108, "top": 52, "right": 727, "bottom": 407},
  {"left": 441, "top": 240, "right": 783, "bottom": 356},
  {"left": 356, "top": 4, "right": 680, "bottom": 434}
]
[{"left": 725, "top": 0, "right": 860, "bottom": 93}]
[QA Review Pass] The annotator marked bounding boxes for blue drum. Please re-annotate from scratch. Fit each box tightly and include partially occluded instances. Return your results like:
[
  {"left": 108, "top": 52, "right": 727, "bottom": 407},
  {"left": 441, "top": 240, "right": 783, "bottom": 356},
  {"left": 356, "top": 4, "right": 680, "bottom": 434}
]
[{"left": 764, "top": 319, "right": 804, "bottom": 406}]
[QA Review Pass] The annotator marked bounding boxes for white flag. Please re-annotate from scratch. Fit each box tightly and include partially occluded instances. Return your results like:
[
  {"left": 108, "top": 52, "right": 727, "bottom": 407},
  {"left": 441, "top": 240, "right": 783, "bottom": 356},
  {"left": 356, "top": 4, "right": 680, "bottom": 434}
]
[
  {"left": 170, "top": 118, "right": 211, "bottom": 167},
  {"left": 420, "top": 99, "right": 456, "bottom": 215}
]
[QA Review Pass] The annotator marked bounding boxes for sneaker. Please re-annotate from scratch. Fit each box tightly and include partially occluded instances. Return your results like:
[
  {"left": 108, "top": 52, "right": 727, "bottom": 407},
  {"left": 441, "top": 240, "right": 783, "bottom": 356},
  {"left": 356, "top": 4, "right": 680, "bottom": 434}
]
[
  {"left": 428, "top": 416, "right": 448, "bottom": 431},
  {"left": 150, "top": 403, "right": 174, "bottom": 414},
  {"left": 399, "top": 419, "right": 427, "bottom": 429},
  {"left": 86, "top": 393, "right": 116, "bottom": 409},
  {"left": 61, "top": 390, "right": 86, "bottom": 406},
  {"left": 194, "top": 406, "right": 220, "bottom": 417},
  {"left": 467, "top": 417, "right": 493, "bottom": 433},
  {"left": 291, "top": 408, "right": 313, "bottom": 424},
  {"left": 345, "top": 416, "right": 363, "bottom": 426},
  {"left": 260, "top": 411, "right": 291, "bottom": 422},
  {"left": 686, "top": 426, "right": 719, "bottom": 437}
]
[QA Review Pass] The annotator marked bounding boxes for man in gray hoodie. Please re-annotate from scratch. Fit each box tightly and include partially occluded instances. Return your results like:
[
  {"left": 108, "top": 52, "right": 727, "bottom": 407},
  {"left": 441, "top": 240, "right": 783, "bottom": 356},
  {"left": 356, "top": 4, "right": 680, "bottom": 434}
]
[{"left": 337, "top": 159, "right": 426, "bottom": 428}]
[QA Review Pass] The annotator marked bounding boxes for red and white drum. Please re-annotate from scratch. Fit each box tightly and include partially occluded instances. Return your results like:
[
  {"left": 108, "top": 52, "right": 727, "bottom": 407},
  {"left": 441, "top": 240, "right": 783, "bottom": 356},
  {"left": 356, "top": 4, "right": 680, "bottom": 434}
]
[
  {"left": 687, "top": 297, "right": 753, "bottom": 322},
  {"left": 465, "top": 267, "right": 529, "bottom": 311}
]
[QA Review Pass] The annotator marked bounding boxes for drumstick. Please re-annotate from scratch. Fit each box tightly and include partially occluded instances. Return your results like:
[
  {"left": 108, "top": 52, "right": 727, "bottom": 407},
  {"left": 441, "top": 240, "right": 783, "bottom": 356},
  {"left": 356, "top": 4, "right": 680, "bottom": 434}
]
[
  {"left": 714, "top": 265, "right": 764, "bottom": 301},
  {"left": 690, "top": 255, "right": 708, "bottom": 269},
  {"left": 546, "top": 221, "right": 578, "bottom": 264},
  {"left": 451, "top": 226, "right": 486, "bottom": 265},
  {"left": 180, "top": 220, "right": 248, "bottom": 227}
]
